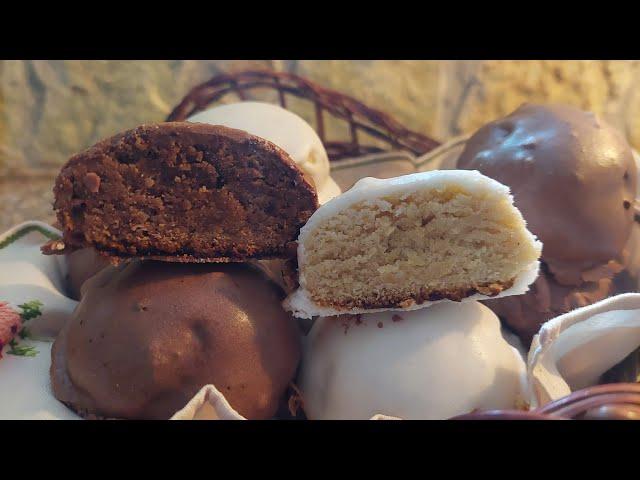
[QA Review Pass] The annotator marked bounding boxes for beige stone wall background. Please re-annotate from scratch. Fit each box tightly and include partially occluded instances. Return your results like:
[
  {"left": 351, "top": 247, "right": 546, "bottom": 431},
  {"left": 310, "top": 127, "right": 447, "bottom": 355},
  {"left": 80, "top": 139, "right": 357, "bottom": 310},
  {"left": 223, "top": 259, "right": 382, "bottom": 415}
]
[{"left": 1, "top": 60, "right": 638, "bottom": 231}]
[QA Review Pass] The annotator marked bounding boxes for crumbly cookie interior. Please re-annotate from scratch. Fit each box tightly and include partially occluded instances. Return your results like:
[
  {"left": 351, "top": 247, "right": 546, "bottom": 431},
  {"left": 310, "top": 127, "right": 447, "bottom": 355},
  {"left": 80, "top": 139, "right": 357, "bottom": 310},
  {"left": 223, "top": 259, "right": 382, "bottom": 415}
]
[
  {"left": 53, "top": 125, "right": 317, "bottom": 260},
  {"left": 301, "top": 184, "right": 540, "bottom": 309}
]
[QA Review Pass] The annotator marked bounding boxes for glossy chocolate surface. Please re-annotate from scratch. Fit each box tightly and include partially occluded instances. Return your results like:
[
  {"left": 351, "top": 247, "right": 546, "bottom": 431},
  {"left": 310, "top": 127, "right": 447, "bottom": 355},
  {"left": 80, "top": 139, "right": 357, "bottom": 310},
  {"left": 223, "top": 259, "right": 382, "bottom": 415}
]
[
  {"left": 458, "top": 103, "right": 637, "bottom": 277},
  {"left": 51, "top": 261, "right": 301, "bottom": 419}
]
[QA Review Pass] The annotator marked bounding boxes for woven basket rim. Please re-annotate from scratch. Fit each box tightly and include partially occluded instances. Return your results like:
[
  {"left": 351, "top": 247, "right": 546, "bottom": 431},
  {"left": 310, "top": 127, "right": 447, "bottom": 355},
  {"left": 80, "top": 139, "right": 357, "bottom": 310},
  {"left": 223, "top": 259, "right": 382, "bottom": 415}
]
[{"left": 167, "top": 69, "right": 441, "bottom": 161}]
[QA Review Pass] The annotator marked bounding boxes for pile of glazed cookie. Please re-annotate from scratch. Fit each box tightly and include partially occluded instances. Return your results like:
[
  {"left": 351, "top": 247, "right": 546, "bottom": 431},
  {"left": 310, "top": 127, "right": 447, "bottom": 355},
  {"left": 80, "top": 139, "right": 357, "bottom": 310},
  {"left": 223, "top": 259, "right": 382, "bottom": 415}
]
[{"left": 33, "top": 101, "right": 639, "bottom": 420}]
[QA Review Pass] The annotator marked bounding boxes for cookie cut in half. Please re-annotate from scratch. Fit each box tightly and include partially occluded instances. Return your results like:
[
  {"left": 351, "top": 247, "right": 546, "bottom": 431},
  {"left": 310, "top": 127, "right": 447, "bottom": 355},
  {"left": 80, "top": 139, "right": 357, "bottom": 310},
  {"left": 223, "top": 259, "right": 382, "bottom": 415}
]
[
  {"left": 46, "top": 123, "right": 318, "bottom": 262},
  {"left": 284, "top": 170, "right": 542, "bottom": 318}
]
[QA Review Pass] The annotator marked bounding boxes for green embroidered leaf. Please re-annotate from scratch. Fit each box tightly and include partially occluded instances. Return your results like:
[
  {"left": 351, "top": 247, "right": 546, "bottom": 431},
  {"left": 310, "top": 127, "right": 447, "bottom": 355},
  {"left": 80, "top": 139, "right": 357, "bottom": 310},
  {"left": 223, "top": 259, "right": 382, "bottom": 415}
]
[
  {"left": 18, "top": 300, "right": 43, "bottom": 322},
  {"left": 7, "top": 344, "right": 39, "bottom": 357}
]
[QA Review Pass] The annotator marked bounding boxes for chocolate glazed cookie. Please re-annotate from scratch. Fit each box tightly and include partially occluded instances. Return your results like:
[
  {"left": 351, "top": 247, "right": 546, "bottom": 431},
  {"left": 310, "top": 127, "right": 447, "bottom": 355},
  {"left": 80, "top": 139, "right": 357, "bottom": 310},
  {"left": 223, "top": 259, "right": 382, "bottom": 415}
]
[
  {"left": 51, "top": 261, "right": 301, "bottom": 420},
  {"left": 458, "top": 103, "right": 636, "bottom": 277},
  {"left": 458, "top": 103, "right": 638, "bottom": 345}
]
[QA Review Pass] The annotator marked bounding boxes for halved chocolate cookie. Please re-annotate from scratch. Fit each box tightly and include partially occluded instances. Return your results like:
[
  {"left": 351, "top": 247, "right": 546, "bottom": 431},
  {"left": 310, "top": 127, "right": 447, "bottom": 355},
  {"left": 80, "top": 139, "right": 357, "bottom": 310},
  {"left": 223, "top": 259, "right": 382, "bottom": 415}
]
[{"left": 45, "top": 123, "right": 318, "bottom": 262}]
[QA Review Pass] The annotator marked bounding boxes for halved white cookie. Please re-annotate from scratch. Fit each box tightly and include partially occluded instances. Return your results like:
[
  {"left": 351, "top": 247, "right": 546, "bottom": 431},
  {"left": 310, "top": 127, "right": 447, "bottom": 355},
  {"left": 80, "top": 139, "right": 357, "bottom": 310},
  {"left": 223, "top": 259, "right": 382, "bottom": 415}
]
[{"left": 284, "top": 170, "right": 542, "bottom": 318}]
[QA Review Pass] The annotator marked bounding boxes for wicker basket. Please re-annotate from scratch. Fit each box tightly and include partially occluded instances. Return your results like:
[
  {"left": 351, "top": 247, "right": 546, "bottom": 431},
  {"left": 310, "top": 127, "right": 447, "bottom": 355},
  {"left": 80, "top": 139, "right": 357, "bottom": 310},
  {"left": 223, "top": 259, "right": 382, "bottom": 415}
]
[
  {"left": 454, "top": 383, "right": 640, "bottom": 420},
  {"left": 167, "top": 70, "right": 441, "bottom": 161}
]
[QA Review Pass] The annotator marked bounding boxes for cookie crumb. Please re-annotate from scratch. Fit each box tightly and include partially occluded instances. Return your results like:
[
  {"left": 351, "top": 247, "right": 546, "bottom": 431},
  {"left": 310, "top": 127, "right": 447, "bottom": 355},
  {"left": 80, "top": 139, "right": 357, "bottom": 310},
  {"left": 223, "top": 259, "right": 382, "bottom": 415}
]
[
  {"left": 41, "top": 239, "right": 67, "bottom": 255},
  {"left": 83, "top": 172, "right": 101, "bottom": 193}
]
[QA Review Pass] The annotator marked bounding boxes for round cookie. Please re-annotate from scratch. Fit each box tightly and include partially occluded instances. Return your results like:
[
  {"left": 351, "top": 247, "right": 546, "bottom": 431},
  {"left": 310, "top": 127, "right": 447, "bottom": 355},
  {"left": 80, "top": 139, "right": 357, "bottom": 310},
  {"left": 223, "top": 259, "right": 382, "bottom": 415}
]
[
  {"left": 300, "top": 301, "right": 527, "bottom": 420},
  {"left": 51, "top": 261, "right": 301, "bottom": 419},
  {"left": 457, "top": 103, "right": 637, "bottom": 280},
  {"left": 457, "top": 103, "right": 637, "bottom": 345}
]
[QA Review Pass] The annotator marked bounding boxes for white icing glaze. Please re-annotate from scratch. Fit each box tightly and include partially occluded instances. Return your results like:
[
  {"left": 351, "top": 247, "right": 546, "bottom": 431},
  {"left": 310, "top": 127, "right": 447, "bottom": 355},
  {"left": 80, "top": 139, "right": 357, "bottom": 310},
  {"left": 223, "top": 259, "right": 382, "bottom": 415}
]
[
  {"left": 284, "top": 170, "right": 542, "bottom": 318},
  {"left": 171, "top": 384, "right": 245, "bottom": 420},
  {"left": 300, "top": 301, "right": 527, "bottom": 419},
  {"left": 528, "top": 292, "right": 640, "bottom": 407},
  {"left": 187, "top": 101, "right": 340, "bottom": 204}
]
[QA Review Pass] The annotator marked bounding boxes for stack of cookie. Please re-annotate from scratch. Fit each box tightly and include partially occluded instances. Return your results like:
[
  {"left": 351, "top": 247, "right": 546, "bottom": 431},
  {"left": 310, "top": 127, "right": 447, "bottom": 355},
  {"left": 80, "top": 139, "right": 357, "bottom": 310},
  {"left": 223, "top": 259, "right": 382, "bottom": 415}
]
[
  {"left": 282, "top": 170, "right": 543, "bottom": 419},
  {"left": 44, "top": 122, "right": 319, "bottom": 419},
  {"left": 43, "top": 115, "right": 547, "bottom": 420}
]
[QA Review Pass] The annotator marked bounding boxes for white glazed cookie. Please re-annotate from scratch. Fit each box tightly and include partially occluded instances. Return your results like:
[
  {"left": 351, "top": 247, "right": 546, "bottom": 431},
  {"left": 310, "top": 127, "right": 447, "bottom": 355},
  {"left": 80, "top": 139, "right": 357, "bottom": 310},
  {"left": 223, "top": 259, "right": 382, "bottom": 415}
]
[
  {"left": 284, "top": 170, "right": 542, "bottom": 318},
  {"left": 300, "top": 301, "right": 528, "bottom": 420},
  {"left": 188, "top": 101, "right": 341, "bottom": 204},
  {"left": 528, "top": 292, "right": 640, "bottom": 407}
]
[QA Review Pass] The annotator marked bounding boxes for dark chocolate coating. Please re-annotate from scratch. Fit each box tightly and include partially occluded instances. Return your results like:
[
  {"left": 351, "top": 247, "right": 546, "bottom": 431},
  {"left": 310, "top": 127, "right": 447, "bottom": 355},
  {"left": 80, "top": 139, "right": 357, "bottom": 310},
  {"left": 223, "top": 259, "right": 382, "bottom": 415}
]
[
  {"left": 458, "top": 103, "right": 637, "bottom": 278},
  {"left": 51, "top": 261, "right": 301, "bottom": 419},
  {"left": 484, "top": 266, "right": 617, "bottom": 345},
  {"left": 64, "top": 248, "right": 110, "bottom": 300}
]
